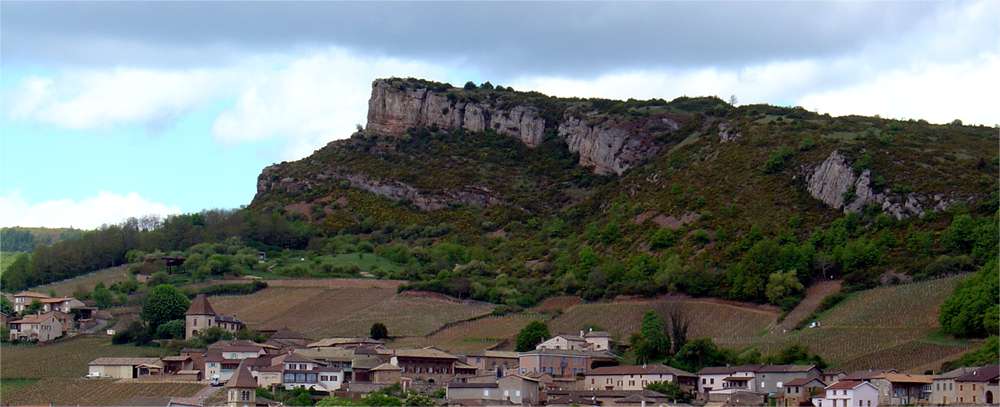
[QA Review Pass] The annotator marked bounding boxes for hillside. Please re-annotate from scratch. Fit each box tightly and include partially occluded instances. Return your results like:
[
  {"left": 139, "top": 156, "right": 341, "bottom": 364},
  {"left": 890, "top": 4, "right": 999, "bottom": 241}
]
[{"left": 251, "top": 77, "right": 998, "bottom": 309}]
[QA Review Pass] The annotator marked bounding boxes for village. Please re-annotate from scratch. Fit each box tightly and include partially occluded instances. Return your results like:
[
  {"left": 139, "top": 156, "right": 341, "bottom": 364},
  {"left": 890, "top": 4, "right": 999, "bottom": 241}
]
[{"left": 3, "top": 290, "right": 996, "bottom": 407}]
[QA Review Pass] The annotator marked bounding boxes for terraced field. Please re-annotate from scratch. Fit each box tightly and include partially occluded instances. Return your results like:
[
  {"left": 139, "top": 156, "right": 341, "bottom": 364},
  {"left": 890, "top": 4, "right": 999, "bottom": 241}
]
[
  {"left": 2, "top": 378, "right": 204, "bottom": 406},
  {"left": 549, "top": 296, "right": 780, "bottom": 343},
  {"left": 1, "top": 335, "right": 165, "bottom": 379},
  {"left": 212, "top": 286, "right": 494, "bottom": 338}
]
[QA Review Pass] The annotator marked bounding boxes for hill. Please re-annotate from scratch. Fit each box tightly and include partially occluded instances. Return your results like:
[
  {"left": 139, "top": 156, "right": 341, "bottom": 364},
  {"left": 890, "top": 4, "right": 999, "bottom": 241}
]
[
  {"left": 0, "top": 227, "right": 82, "bottom": 252},
  {"left": 251, "top": 77, "right": 997, "bottom": 308}
]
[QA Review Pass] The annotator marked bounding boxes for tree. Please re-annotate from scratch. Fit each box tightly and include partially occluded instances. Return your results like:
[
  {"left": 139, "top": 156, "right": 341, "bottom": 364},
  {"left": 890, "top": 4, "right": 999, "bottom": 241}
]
[
  {"left": 92, "top": 283, "right": 113, "bottom": 309},
  {"left": 765, "top": 270, "right": 804, "bottom": 307},
  {"left": 729, "top": 94, "right": 738, "bottom": 106},
  {"left": 402, "top": 392, "right": 435, "bottom": 406},
  {"left": 156, "top": 319, "right": 186, "bottom": 339},
  {"left": 0, "top": 296, "right": 12, "bottom": 315},
  {"left": 197, "top": 326, "right": 234, "bottom": 345},
  {"left": 667, "top": 308, "right": 689, "bottom": 354},
  {"left": 140, "top": 284, "right": 190, "bottom": 330},
  {"left": 463, "top": 81, "right": 477, "bottom": 90},
  {"left": 670, "top": 338, "right": 731, "bottom": 373},
  {"left": 633, "top": 311, "right": 671, "bottom": 363},
  {"left": 939, "top": 259, "right": 999, "bottom": 337},
  {"left": 515, "top": 320, "right": 550, "bottom": 351},
  {"left": 370, "top": 322, "right": 389, "bottom": 340},
  {"left": 763, "top": 344, "right": 826, "bottom": 368},
  {"left": 480, "top": 81, "right": 494, "bottom": 90},
  {"left": 24, "top": 299, "right": 43, "bottom": 315}
]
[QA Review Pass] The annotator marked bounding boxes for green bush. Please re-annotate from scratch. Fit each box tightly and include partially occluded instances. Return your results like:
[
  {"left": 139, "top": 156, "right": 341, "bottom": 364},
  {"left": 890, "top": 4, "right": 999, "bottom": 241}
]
[
  {"left": 763, "top": 147, "right": 795, "bottom": 174},
  {"left": 939, "top": 260, "right": 999, "bottom": 337}
]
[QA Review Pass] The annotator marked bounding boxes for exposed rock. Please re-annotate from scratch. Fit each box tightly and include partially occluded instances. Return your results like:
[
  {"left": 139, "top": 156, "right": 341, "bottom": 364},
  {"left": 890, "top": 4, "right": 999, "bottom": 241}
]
[
  {"left": 558, "top": 116, "right": 664, "bottom": 175},
  {"left": 805, "top": 150, "right": 964, "bottom": 219},
  {"left": 366, "top": 79, "right": 669, "bottom": 175},
  {"left": 718, "top": 122, "right": 741, "bottom": 143},
  {"left": 652, "top": 212, "right": 701, "bottom": 230},
  {"left": 256, "top": 165, "right": 503, "bottom": 211},
  {"left": 366, "top": 79, "right": 546, "bottom": 147}
]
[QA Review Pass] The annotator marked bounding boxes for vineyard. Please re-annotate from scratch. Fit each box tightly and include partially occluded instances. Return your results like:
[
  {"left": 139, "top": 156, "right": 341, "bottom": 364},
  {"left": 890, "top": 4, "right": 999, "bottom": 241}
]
[
  {"left": 1, "top": 335, "right": 165, "bottom": 379},
  {"left": 777, "top": 279, "right": 842, "bottom": 331},
  {"left": 549, "top": 296, "right": 779, "bottom": 343},
  {"left": 391, "top": 313, "right": 549, "bottom": 352},
  {"left": 1, "top": 378, "right": 205, "bottom": 405},
  {"left": 212, "top": 286, "right": 494, "bottom": 338}
]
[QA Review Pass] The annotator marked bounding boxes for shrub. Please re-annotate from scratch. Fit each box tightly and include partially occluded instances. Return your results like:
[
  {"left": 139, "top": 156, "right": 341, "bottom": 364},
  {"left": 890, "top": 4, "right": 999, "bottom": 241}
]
[
  {"left": 650, "top": 229, "right": 678, "bottom": 250},
  {"left": 515, "top": 321, "right": 550, "bottom": 351},
  {"left": 156, "top": 319, "right": 186, "bottom": 339},
  {"left": 798, "top": 137, "right": 816, "bottom": 151},
  {"left": 939, "top": 259, "right": 999, "bottom": 337},
  {"left": 763, "top": 147, "right": 795, "bottom": 174},
  {"left": 463, "top": 81, "right": 476, "bottom": 90}
]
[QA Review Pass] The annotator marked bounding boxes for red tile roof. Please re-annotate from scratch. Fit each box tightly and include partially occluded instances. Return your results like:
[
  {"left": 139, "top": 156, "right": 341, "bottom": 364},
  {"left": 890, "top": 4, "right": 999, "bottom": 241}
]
[
  {"left": 185, "top": 294, "right": 216, "bottom": 316},
  {"left": 226, "top": 361, "right": 257, "bottom": 388},
  {"left": 826, "top": 381, "right": 862, "bottom": 390}
]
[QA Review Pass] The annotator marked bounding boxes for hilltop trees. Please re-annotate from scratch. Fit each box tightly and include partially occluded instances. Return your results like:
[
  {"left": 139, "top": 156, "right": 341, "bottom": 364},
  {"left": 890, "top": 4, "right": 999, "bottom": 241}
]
[{"left": 516, "top": 320, "right": 550, "bottom": 351}]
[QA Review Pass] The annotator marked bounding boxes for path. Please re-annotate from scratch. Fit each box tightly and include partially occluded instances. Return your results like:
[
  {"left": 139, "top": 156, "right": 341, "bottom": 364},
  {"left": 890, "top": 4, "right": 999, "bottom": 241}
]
[{"left": 777, "top": 280, "right": 842, "bottom": 331}]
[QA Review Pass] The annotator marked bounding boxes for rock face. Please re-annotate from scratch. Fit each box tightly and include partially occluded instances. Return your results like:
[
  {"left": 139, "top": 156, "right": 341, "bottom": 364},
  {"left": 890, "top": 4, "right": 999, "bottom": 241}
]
[
  {"left": 366, "top": 80, "right": 546, "bottom": 147},
  {"left": 257, "top": 165, "right": 502, "bottom": 211},
  {"left": 806, "top": 150, "right": 956, "bottom": 219},
  {"left": 366, "top": 79, "right": 669, "bottom": 175},
  {"left": 558, "top": 116, "right": 665, "bottom": 175}
]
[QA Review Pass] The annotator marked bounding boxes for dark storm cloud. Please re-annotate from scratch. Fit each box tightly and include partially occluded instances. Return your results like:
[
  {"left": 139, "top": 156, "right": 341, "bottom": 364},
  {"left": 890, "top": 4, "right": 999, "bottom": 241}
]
[{"left": 1, "top": 1, "right": 945, "bottom": 76}]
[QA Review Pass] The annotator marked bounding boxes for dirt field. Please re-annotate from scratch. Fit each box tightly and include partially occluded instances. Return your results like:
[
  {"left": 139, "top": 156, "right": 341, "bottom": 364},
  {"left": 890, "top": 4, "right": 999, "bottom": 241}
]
[
  {"left": 778, "top": 279, "right": 843, "bottom": 331},
  {"left": 391, "top": 313, "right": 549, "bottom": 353},
  {"left": 31, "top": 265, "right": 131, "bottom": 297}
]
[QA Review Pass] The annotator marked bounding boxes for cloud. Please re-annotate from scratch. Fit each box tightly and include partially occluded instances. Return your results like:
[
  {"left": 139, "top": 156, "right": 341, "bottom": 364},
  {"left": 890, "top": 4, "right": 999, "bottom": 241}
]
[
  {"left": 0, "top": 191, "right": 182, "bottom": 229},
  {"left": 8, "top": 68, "right": 230, "bottom": 130},
  {"left": 211, "top": 48, "right": 450, "bottom": 159}
]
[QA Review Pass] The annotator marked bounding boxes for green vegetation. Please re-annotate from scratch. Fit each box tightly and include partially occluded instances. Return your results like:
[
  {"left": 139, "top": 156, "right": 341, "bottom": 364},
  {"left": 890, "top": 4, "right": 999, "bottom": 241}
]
[
  {"left": 941, "top": 336, "right": 998, "bottom": 371},
  {"left": 646, "top": 381, "right": 691, "bottom": 403},
  {"left": 939, "top": 259, "right": 999, "bottom": 338},
  {"left": 370, "top": 322, "right": 388, "bottom": 340},
  {"left": 0, "top": 227, "right": 81, "bottom": 252},
  {"left": 515, "top": 320, "right": 550, "bottom": 351},
  {"left": 632, "top": 311, "right": 671, "bottom": 363}
]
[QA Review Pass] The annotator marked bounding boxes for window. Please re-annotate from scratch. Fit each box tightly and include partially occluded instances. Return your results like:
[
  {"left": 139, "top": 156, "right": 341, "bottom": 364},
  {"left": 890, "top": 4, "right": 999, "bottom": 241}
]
[
  {"left": 858, "top": 400, "right": 861, "bottom": 406},
  {"left": 777, "top": 382, "right": 783, "bottom": 388},
  {"left": 241, "top": 390, "right": 250, "bottom": 401},
  {"left": 515, "top": 391, "right": 520, "bottom": 397},
  {"left": 193, "top": 319, "right": 197, "bottom": 326},
  {"left": 483, "top": 390, "right": 490, "bottom": 397},
  {"left": 702, "top": 378, "right": 707, "bottom": 384},
  {"left": 866, "top": 401, "right": 870, "bottom": 407},
  {"left": 504, "top": 390, "right": 509, "bottom": 398},
  {"left": 711, "top": 378, "right": 715, "bottom": 384}
]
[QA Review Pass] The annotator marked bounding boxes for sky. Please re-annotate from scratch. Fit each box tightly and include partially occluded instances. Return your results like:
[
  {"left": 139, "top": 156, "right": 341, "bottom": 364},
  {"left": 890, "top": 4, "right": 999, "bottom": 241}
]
[{"left": 1, "top": 1, "right": 998, "bottom": 229}]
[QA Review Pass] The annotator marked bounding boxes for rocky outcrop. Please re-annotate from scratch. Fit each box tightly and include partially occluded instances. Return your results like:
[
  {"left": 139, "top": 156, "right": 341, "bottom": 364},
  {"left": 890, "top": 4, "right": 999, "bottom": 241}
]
[
  {"left": 558, "top": 116, "right": 666, "bottom": 175},
  {"left": 366, "top": 79, "right": 672, "bottom": 175},
  {"left": 805, "top": 150, "right": 958, "bottom": 219},
  {"left": 366, "top": 80, "right": 546, "bottom": 147},
  {"left": 256, "top": 164, "right": 502, "bottom": 211},
  {"left": 718, "top": 122, "right": 741, "bottom": 143}
]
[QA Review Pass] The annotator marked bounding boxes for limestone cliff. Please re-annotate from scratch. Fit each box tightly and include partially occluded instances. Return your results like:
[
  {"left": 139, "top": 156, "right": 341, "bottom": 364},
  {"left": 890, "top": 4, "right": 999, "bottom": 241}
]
[
  {"left": 806, "top": 150, "right": 959, "bottom": 219},
  {"left": 365, "top": 79, "right": 672, "bottom": 175}
]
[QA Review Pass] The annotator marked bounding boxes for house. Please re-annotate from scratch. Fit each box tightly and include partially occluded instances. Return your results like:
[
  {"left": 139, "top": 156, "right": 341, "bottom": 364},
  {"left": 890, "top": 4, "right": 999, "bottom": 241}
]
[
  {"left": 755, "top": 365, "right": 822, "bottom": 396},
  {"left": 12, "top": 291, "right": 50, "bottom": 312},
  {"left": 306, "top": 337, "right": 385, "bottom": 350},
  {"left": 205, "top": 340, "right": 268, "bottom": 382},
  {"left": 584, "top": 364, "right": 697, "bottom": 391},
  {"left": 243, "top": 354, "right": 288, "bottom": 389},
  {"left": 868, "top": 373, "right": 932, "bottom": 405},
  {"left": 162, "top": 355, "right": 195, "bottom": 374},
  {"left": 821, "top": 370, "right": 846, "bottom": 386},
  {"left": 518, "top": 349, "right": 618, "bottom": 378},
  {"left": 371, "top": 362, "right": 403, "bottom": 384},
  {"left": 39, "top": 297, "right": 85, "bottom": 313},
  {"left": 931, "top": 366, "right": 977, "bottom": 405},
  {"left": 391, "top": 347, "right": 465, "bottom": 383},
  {"left": 697, "top": 364, "right": 761, "bottom": 400},
  {"left": 953, "top": 365, "right": 999, "bottom": 405},
  {"left": 777, "top": 377, "right": 826, "bottom": 407},
  {"left": 8, "top": 312, "right": 63, "bottom": 342},
  {"left": 185, "top": 294, "right": 245, "bottom": 339},
  {"left": 465, "top": 350, "right": 520, "bottom": 377},
  {"left": 264, "top": 327, "right": 311, "bottom": 350},
  {"left": 226, "top": 361, "right": 258, "bottom": 407},
  {"left": 281, "top": 352, "right": 345, "bottom": 392},
  {"left": 497, "top": 373, "right": 543, "bottom": 405},
  {"left": 88, "top": 357, "right": 164, "bottom": 379},
  {"left": 812, "top": 381, "right": 879, "bottom": 407},
  {"left": 536, "top": 330, "right": 614, "bottom": 352},
  {"left": 545, "top": 389, "right": 672, "bottom": 407},
  {"left": 446, "top": 382, "right": 504, "bottom": 405}
]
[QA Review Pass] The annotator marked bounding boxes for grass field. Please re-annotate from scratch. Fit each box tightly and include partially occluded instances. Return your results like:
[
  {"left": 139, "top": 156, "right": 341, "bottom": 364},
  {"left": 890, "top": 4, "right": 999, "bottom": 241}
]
[
  {"left": 1, "top": 378, "right": 205, "bottom": 406},
  {"left": 212, "top": 283, "right": 494, "bottom": 338},
  {"left": 30, "top": 265, "right": 131, "bottom": 297},
  {"left": 0, "top": 335, "right": 165, "bottom": 379}
]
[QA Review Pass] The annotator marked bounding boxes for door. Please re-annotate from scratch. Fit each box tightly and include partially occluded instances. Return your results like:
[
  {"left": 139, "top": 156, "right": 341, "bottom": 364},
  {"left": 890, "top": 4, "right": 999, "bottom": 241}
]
[{"left": 986, "top": 391, "right": 993, "bottom": 405}]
